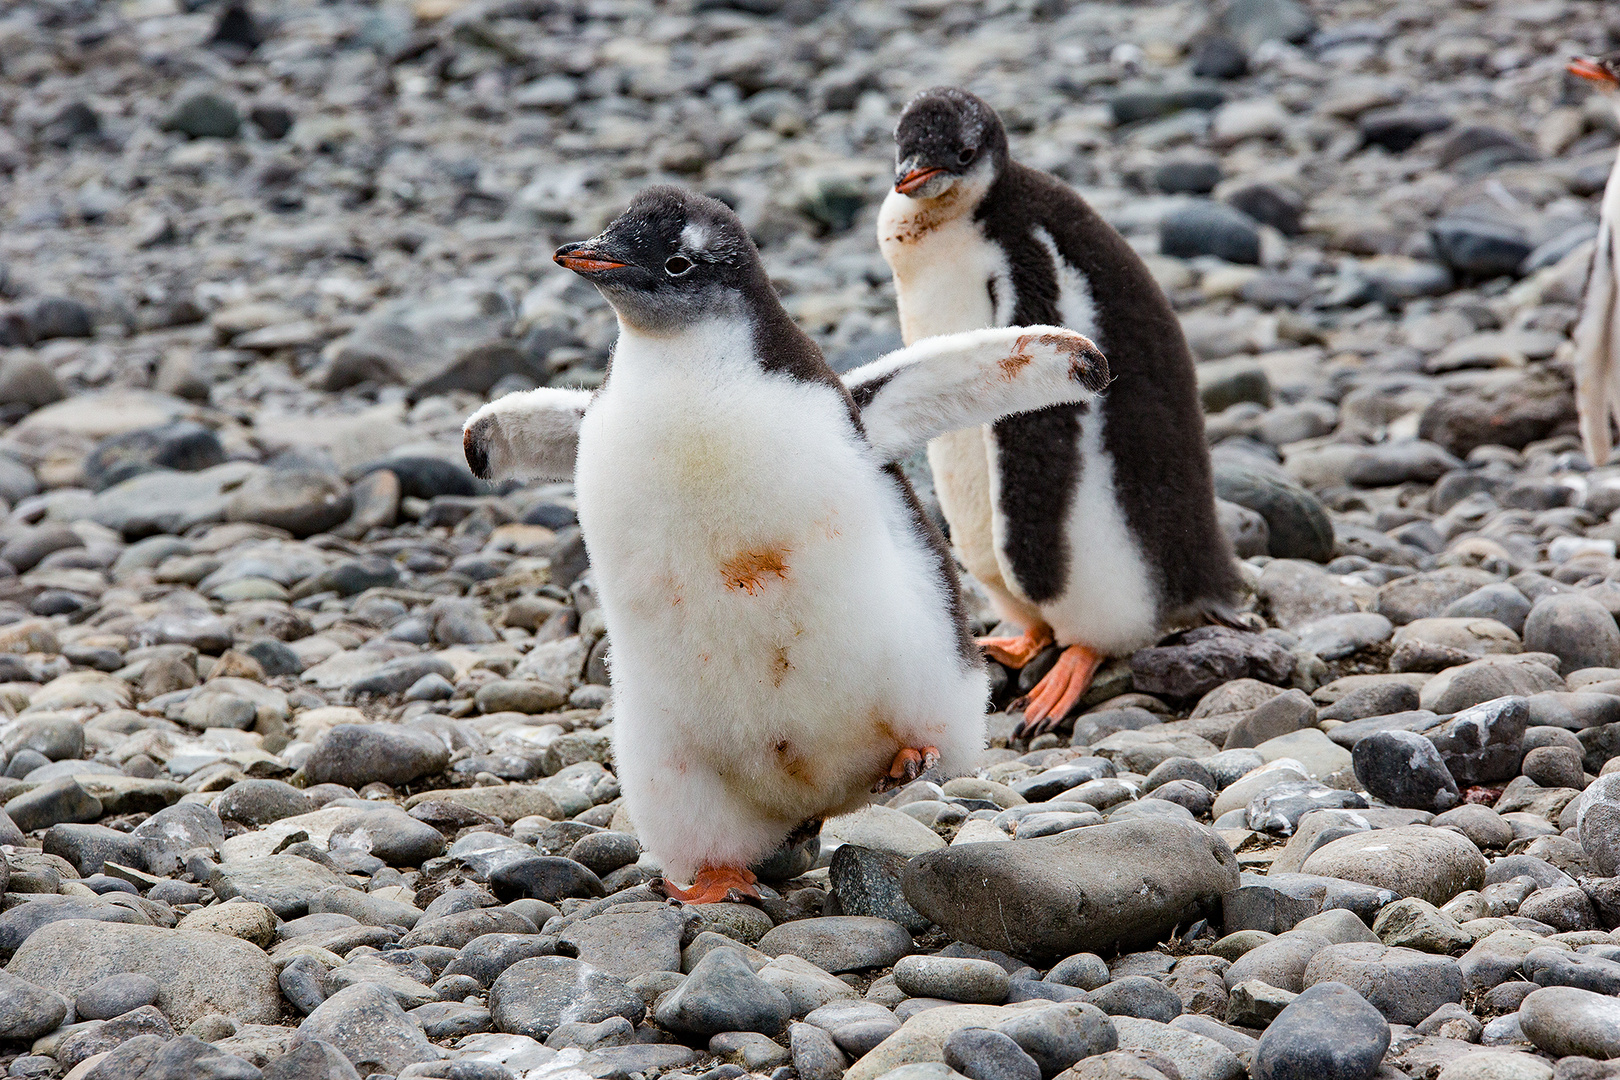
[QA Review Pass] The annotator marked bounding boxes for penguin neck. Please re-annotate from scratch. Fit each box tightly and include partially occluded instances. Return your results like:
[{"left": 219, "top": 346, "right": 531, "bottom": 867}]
[
  {"left": 610, "top": 300, "right": 838, "bottom": 396},
  {"left": 879, "top": 166, "right": 1006, "bottom": 345},
  {"left": 611, "top": 314, "right": 756, "bottom": 387},
  {"left": 878, "top": 167, "right": 996, "bottom": 256}
]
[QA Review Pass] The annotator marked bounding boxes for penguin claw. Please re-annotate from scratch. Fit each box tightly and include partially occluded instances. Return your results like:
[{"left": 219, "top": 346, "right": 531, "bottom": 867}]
[
  {"left": 1015, "top": 645, "right": 1105, "bottom": 738},
  {"left": 978, "top": 625, "right": 1055, "bottom": 668},
  {"left": 872, "top": 745, "right": 940, "bottom": 792},
  {"left": 661, "top": 866, "right": 760, "bottom": 905}
]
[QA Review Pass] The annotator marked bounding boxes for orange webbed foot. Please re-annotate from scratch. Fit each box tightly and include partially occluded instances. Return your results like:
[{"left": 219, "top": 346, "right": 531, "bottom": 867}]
[
  {"left": 978, "top": 625, "right": 1055, "bottom": 668},
  {"left": 663, "top": 866, "right": 760, "bottom": 905},
  {"left": 873, "top": 745, "right": 940, "bottom": 793},
  {"left": 1014, "top": 645, "right": 1104, "bottom": 738}
]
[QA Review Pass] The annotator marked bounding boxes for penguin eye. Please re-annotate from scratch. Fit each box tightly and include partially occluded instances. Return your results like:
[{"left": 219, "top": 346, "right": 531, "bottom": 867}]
[
  {"left": 957, "top": 147, "right": 976, "bottom": 165},
  {"left": 664, "top": 256, "right": 693, "bottom": 276}
]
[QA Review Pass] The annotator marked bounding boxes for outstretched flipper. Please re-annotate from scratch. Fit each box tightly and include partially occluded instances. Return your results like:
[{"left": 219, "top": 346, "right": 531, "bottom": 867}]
[
  {"left": 842, "top": 325, "right": 1110, "bottom": 463},
  {"left": 463, "top": 388, "right": 593, "bottom": 482}
]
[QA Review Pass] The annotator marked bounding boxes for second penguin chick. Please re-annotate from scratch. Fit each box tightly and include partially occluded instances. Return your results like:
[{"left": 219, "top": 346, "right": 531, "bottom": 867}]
[{"left": 879, "top": 88, "right": 1248, "bottom": 735}]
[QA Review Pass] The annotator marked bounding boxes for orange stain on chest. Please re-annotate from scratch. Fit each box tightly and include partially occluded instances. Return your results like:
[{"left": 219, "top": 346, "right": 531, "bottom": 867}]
[{"left": 720, "top": 545, "right": 791, "bottom": 594}]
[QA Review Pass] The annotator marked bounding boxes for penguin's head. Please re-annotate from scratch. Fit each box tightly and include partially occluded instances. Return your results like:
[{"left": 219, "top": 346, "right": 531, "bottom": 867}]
[
  {"left": 554, "top": 186, "right": 764, "bottom": 334},
  {"left": 892, "top": 87, "right": 1008, "bottom": 200}
]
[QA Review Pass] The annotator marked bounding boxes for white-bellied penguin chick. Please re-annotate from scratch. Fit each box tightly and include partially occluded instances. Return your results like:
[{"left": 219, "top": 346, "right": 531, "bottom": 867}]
[
  {"left": 463, "top": 185, "right": 1108, "bottom": 903},
  {"left": 879, "top": 87, "right": 1250, "bottom": 737}
]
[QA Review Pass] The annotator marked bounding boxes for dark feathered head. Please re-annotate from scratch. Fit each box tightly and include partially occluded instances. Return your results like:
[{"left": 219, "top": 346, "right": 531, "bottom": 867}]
[
  {"left": 892, "top": 87, "right": 1009, "bottom": 199},
  {"left": 554, "top": 186, "right": 766, "bottom": 333}
]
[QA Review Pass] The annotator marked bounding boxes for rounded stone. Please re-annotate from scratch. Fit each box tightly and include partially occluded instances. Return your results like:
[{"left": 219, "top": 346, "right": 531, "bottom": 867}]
[
  {"left": 1523, "top": 594, "right": 1620, "bottom": 675},
  {"left": 893, "top": 956, "right": 1010, "bottom": 1005},
  {"left": 1434, "top": 1050, "right": 1552, "bottom": 1080},
  {"left": 475, "top": 679, "right": 569, "bottom": 714},
  {"left": 1253, "top": 980, "right": 1390, "bottom": 1080},
  {"left": 1518, "top": 985, "right": 1620, "bottom": 1058},
  {"left": 488, "top": 956, "right": 644, "bottom": 1040},
  {"left": 1302, "top": 942, "right": 1463, "bottom": 1025},
  {"left": 224, "top": 468, "right": 353, "bottom": 538},
  {"left": 214, "top": 779, "right": 315, "bottom": 827},
  {"left": 1299, "top": 826, "right": 1486, "bottom": 906},
  {"left": 74, "top": 972, "right": 161, "bottom": 1021},
  {"left": 944, "top": 1026, "right": 1041, "bottom": 1080}
]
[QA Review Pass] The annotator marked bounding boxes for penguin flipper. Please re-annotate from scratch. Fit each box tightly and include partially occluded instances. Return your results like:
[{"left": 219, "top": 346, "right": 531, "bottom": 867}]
[
  {"left": 842, "top": 325, "right": 1109, "bottom": 463},
  {"left": 462, "top": 387, "right": 593, "bottom": 482}
]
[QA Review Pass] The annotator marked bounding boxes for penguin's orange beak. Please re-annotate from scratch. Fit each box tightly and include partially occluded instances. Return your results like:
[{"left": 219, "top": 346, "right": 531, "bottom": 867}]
[
  {"left": 1570, "top": 57, "right": 1618, "bottom": 85},
  {"left": 895, "top": 166, "right": 945, "bottom": 195},
  {"left": 553, "top": 249, "right": 627, "bottom": 274}
]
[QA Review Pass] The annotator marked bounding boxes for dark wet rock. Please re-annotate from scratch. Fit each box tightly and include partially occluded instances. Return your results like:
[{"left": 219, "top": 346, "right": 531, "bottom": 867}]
[
  {"left": 1161, "top": 202, "right": 1261, "bottom": 265},
  {"left": 85, "top": 421, "right": 225, "bottom": 491},
  {"left": 43, "top": 823, "right": 151, "bottom": 877},
  {"left": 164, "top": 93, "right": 241, "bottom": 139},
  {"left": 6, "top": 777, "right": 102, "bottom": 832},
  {"left": 1424, "top": 696, "right": 1529, "bottom": 786},
  {"left": 1130, "top": 628, "right": 1295, "bottom": 699},
  {"left": 1252, "top": 981, "right": 1390, "bottom": 1080},
  {"left": 1359, "top": 108, "right": 1452, "bottom": 153},
  {"left": 302, "top": 724, "right": 449, "bottom": 787},
  {"left": 1431, "top": 215, "right": 1533, "bottom": 278},
  {"left": 488, "top": 956, "right": 644, "bottom": 1040},
  {"left": 1226, "top": 182, "right": 1304, "bottom": 236},
  {"left": 830, "top": 844, "right": 932, "bottom": 934},
  {"left": 1352, "top": 730, "right": 1461, "bottom": 812},
  {"left": 655, "top": 946, "right": 792, "bottom": 1036},
  {"left": 1110, "top": 86, "right": 1226, "bottom": 127},
  {"left": 1154, "top": 159, "right": 1223, "bottom": 195},
  {"left": 1213, "top": 465, "right": 1334, "bottom": 563},
  {"left": 1301, "top": 943, "right": 1462, "bottom": 1025}
]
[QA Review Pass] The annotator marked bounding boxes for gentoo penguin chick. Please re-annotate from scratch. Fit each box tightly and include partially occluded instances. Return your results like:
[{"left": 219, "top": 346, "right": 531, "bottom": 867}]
[
  {"left": 878, "top": 87, "right": 1246, "bottom": 735},
  {"left": 1566, "top": 53, "right": 1620, "bottom": 465},
  {"left": 463, "top": 186, "right": 1109, "bottom": 902}
]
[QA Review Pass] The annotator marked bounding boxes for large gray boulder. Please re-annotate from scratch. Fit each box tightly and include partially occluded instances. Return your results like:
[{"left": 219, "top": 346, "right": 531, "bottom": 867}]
[
  {"left": 6, "top": 919, "right": 279, "bottom": 1026},
  {"left": 901, "top": 819, "right": 1240, "bottom": 960}
]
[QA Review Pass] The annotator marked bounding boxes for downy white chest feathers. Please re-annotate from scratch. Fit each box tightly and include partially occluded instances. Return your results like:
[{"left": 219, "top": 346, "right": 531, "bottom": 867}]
[{"left": 576, "top": 317, "right": 986, "bottom": 880}]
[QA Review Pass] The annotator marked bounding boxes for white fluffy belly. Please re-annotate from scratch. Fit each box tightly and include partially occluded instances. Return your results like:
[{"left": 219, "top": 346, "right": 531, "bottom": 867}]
[{"left": 576, "top": 340, "right": 981, "bottom": 824}]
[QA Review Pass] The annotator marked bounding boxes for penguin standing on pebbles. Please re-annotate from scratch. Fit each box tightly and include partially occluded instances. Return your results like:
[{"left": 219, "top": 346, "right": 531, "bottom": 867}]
[
  {"left": 879, "top": 88, "right": 1247, "bottom": 736},
  {"left": 463, "top": 186, "right": 1109, "bottom": 902}
]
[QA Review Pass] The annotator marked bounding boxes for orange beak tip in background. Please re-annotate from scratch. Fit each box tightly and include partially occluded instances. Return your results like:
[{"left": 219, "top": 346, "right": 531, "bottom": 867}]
[{"left": 1569, "top": 57, "right": 1617, "bottom": 84}]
